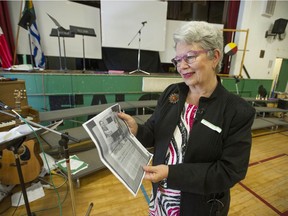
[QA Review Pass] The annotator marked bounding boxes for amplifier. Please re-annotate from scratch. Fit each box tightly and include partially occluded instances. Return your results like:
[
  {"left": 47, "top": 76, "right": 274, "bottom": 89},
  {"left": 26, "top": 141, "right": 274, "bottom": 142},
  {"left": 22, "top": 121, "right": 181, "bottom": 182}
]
[{"left": 277, "top": 99, "right": 288, "bottom": 110}]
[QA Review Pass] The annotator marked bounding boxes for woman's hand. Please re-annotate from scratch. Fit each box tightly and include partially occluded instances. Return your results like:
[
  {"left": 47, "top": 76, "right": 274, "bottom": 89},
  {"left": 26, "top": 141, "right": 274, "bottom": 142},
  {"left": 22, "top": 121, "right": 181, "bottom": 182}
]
[
  {"left": 143, "top": 165, "right": 169, "bottom": 183},
  {"left": 118, "top": 112, "right": 138, "bottom": 136}
]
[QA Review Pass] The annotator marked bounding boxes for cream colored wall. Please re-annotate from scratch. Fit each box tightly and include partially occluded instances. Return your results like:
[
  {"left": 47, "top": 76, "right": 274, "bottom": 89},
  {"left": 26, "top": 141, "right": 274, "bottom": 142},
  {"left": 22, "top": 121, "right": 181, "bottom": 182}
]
[{"left": 231, "top": 1, "right": 288, "bottom": 80}]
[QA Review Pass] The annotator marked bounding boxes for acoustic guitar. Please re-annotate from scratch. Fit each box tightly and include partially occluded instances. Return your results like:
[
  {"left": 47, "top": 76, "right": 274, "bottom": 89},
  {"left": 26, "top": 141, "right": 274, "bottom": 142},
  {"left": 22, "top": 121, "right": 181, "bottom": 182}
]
[
  {"left": 0, "top": 89, "right": 42, "bottom": 185},
  {"left": 0, "top": 139, "right": 43, "bottom": 185}
]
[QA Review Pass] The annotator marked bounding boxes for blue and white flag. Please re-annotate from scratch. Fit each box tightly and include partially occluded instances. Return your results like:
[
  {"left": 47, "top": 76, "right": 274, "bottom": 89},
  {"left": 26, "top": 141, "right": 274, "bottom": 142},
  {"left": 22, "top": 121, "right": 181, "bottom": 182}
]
[
  {"left": 18, "top": 0, "right": 45, "bottom": 69},
  {"left": 29, "top": 22, "right": 45, "bottom": 68}
]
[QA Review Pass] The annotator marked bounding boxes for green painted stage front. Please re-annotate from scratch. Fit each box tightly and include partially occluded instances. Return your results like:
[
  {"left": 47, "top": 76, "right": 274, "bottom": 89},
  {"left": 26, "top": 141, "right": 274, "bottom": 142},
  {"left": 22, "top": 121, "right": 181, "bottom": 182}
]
[{"left": 0, "top": 71, "right": 273, "bottom": 113}]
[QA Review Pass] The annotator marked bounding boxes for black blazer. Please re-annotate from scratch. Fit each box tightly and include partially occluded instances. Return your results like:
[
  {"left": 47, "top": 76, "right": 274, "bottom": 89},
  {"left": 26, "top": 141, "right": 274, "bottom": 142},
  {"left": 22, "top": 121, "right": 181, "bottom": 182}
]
[{"left": 137, "top": 77, "right": 255, "bottom": 216}]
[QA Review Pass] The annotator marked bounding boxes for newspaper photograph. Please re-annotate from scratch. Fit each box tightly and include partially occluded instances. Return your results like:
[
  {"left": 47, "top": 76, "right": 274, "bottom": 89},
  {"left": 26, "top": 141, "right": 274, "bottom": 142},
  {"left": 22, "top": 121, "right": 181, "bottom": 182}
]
[{"left": 82, "top": 103, "right": 153, "bottom": 196}]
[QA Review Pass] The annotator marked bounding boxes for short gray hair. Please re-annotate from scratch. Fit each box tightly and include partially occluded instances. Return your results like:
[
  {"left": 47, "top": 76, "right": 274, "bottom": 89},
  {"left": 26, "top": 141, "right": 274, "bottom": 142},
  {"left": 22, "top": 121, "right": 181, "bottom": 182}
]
[{"left": 173, "top": 21, "right": 224, "bottom": 73}]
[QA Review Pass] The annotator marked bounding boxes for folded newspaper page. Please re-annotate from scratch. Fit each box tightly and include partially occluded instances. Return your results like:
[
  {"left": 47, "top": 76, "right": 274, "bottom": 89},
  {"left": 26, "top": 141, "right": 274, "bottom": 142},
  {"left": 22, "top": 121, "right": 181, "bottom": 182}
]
[{"left": 82, "top": 103, "right": 153, "bottom": 196}]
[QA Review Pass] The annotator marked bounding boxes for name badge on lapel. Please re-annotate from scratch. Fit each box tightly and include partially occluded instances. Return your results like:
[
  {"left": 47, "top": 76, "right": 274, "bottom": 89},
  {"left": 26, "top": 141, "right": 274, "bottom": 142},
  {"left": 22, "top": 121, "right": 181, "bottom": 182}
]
[{"left": 201, "top": 119, "right": 222, "bottom": 133}]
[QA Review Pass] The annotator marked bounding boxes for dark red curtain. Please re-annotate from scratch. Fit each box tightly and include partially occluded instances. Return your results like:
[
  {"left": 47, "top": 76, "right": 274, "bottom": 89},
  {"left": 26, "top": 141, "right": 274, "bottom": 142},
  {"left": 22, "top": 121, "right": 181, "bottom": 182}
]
[
  {"left": 0, "top": 1, "right": 15, "bottom": 64},
  {"left": 222, "top": 0, "right": 240, "bottom": 74}
]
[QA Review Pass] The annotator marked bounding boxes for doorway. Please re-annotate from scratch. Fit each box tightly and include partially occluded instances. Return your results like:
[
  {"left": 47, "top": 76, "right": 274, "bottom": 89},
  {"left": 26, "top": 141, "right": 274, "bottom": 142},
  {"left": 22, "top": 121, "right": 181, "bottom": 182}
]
[{"left": 271, "top": 58, "right": 288, "bottom": 96}]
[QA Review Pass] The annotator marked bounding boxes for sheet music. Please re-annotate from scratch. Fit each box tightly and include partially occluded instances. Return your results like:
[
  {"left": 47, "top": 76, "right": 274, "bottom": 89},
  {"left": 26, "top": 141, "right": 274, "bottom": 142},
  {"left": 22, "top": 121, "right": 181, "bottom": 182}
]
[
  {"left": 0, "top": 124, "right": 39, "bottom": 143},
  {"left": 82, "top": 104, "right": 153, "bottom": 196},
  {"left": 47, "top": 13, "right": 62, "bottom": 28},
  {"left": 0, "top": 120, "right": 63, "bottom": 144}
]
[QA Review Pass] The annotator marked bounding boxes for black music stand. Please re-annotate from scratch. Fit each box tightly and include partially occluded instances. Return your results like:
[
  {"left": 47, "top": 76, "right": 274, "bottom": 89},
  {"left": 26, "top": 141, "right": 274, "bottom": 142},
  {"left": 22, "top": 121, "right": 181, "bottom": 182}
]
[
  {"left": 50, "top": 28, "right": 75, "bottom": 71},
  {"left": 0, "top": 109, "right": 84, "bottom": 216},
  {"left": 70, "top": 25, "right": 96, "bottom": 72},
  {"left": 0, "top": 126, "right": 53, "bottom": 216},
  {"left": 1, "top": 136, "right": 33, "bottom": 215},
  {"left": 0, "top": 109, "right": 94, "bottom": 216},
  {"left": 47, "top": 13, "right": 74, "bottom": 71}
]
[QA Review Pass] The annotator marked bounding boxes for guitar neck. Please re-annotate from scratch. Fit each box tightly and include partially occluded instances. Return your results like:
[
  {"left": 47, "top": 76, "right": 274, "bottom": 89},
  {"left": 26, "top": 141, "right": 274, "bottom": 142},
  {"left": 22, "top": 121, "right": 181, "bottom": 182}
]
[
  {"left": 14, "top": 89, "right": 26, "bottom": 112},
  {"left": 15, "top": 101, "right": 22, "bottom": 112}
]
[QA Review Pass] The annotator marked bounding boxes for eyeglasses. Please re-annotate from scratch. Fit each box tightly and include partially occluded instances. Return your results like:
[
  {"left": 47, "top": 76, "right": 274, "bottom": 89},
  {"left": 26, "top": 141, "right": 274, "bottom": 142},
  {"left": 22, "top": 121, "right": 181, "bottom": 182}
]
[{"left": 171, "top": 49, "right": 211, "bottom": 67}]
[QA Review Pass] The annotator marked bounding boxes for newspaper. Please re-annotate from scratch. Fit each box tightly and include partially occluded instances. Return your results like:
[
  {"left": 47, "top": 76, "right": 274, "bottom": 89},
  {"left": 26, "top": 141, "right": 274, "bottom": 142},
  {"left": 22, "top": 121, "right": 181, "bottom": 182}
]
[{"left": 82, "top": 103, "right": 153, "bottom": 196}]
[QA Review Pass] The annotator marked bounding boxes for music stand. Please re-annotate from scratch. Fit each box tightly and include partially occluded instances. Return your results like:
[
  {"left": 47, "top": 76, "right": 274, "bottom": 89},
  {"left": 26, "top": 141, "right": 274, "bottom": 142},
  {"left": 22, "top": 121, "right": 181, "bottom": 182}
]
[
  {"left": 47, "top": 13, "right": 73, "bottom": 71},
  {"left": 128, "top": 22, "right": 150, "bottom": 75},
  {"left": 70, "top": 25, "right": 96, "bottom": 72},
  {"left": 50, "top": 28, "right": 75, "bottom": 71},
  {"left": 0, "top": 123, "right": 59, "bottom": 216},
  {"left": 0, "top": 109, "right": 93, "bottom": 216},
  {"left": 1, "top": 136, "right": 33, "bottom": 215}
]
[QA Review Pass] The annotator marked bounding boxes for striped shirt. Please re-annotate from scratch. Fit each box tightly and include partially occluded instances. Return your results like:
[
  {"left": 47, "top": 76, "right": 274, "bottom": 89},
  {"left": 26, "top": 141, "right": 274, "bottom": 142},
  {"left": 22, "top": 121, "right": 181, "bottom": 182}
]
[{"left": 149, "top": 103, "right": 198, "bottom": 216}]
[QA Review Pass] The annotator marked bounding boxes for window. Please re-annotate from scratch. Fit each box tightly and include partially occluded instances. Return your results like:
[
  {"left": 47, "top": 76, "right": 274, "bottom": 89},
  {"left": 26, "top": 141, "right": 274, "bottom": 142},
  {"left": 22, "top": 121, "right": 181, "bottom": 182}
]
[{"left": 167, "top": 1, "right": 227, "bottom": 24}]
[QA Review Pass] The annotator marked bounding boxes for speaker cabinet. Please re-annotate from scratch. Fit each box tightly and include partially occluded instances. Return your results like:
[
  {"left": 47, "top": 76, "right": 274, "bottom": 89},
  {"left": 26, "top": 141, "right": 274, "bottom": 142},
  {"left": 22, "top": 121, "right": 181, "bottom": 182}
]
[{"left": 272, "top": 18, "right": 288, "bottom": 34}]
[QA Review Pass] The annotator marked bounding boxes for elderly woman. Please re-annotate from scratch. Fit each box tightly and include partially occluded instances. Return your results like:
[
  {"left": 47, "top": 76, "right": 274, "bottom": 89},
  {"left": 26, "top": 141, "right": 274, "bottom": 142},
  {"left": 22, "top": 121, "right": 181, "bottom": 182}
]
[{"left": 119, "top": 21, "right": 255, "bottom": 216}]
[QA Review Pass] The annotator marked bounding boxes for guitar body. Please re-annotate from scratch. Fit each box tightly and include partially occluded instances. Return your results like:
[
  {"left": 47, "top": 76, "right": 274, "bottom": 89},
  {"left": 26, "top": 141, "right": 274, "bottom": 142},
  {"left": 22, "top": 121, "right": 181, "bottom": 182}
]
[{"left": 0, "top": 140, "right": 43, "bottom": 185}]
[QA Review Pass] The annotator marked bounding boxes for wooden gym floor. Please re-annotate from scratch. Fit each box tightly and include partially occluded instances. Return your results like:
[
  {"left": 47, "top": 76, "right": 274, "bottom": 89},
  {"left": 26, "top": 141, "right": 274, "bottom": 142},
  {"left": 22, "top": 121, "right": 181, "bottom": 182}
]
[{"left": 1, "top": 130, "right": 288, "bottom": 216}]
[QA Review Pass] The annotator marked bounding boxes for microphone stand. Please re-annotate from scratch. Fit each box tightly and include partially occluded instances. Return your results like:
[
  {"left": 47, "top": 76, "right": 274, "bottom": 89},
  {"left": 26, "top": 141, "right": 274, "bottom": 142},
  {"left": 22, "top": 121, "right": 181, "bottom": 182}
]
[
  {"left": 128, "top": 22, "right": 150, "bottom": 75},
  {"left": 0, "top": 109, "right": 95, "bottom": 216}
]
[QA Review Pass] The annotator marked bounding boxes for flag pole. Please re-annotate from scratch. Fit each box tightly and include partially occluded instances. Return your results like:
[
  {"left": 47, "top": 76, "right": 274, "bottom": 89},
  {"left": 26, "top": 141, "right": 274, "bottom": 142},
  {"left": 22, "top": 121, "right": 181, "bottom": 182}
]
[
  {"left": 27, "top": 25, "right": 34, "bottom": 68},
  {"left": 13, "top": 0, "right": 24, "bottom": 65}
]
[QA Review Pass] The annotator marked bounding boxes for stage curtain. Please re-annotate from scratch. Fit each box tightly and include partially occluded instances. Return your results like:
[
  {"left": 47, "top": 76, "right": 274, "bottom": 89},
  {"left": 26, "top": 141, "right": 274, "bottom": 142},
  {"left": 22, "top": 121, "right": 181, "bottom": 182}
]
[
  {"left": 222, "top": 0, "right": 240, "bottom": 74},
  {"left": 102, "top": 47, "right": 163, "bottom": 73},
  {"left": 0, "top": 1, "right": 15, "bottom": 63}
]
